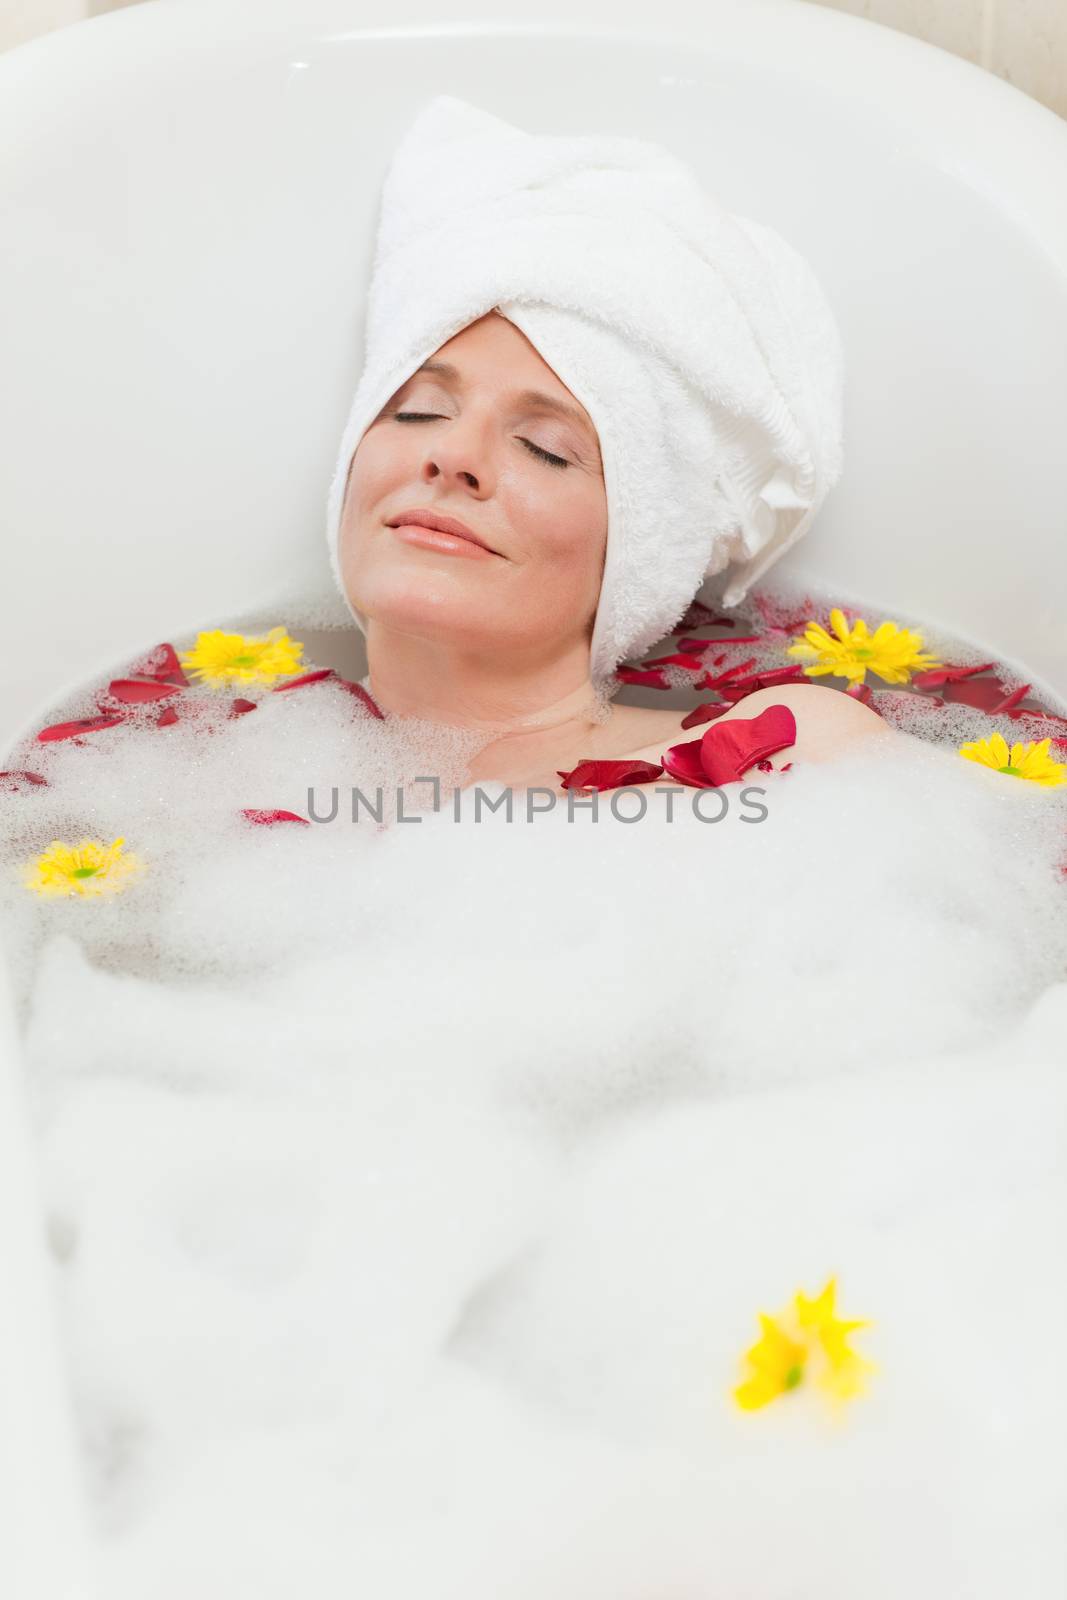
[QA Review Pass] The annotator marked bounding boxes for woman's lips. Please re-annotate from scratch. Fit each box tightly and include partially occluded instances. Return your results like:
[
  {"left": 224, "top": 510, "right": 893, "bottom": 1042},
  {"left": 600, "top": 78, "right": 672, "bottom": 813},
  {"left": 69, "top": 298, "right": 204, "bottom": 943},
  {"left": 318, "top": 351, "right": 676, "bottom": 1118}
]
[{"left": 390, "top": 522, "right": 498, "bottom": 559}]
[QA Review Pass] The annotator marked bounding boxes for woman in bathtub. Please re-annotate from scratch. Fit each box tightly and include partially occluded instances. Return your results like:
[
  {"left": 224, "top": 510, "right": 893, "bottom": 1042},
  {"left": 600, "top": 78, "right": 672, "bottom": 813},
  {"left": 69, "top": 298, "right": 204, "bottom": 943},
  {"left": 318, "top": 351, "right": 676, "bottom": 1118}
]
[
  {"left": 331, "top": 311, "right": 892, "bottom": 795},
  {"left": 324, "top": 96, "right": 891, "bottom": 793}
]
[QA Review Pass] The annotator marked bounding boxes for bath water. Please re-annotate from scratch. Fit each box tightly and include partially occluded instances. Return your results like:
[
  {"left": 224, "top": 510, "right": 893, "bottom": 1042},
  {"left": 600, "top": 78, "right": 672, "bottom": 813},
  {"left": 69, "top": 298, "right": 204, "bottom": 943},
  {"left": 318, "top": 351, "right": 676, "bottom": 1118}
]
[{"left": 1, "top": 578, "right": 1065, "bottom": 1598}]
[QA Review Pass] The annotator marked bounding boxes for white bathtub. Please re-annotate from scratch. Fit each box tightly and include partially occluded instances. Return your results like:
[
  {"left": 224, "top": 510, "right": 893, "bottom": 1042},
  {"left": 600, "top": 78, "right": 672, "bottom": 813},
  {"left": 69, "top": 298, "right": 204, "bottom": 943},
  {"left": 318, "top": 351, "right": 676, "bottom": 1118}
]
[{"left": 2, "top": 1, "right": 1066, "bottom": 1592}]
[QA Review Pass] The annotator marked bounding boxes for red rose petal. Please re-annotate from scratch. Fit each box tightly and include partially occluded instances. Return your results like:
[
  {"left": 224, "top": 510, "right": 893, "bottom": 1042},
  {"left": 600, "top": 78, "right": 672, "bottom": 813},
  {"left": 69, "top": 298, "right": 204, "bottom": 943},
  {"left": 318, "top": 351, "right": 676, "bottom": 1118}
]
[
  {"left": 678, "top": 635, "right": 761, "bottom": 654},
  {"left": 155, "top": 706, "right": 180, "bottom": 728},
  {"left": 680, "top": 702, "right": 732, "bottom": 730},
  {"left": 720, "top": 666, "right": 808, "bottom": 694},
  {"left": 336, "top": 678, "right": 386, "bottom": 719},
  {"left": 108, "top": 678, "right": 184, "bottom": 704},
  {"left": 271, "top": 669, "right": 336, "bottom": 693},
  {"left": 230, "top": 699, "right": 258, "bottom": 717},
  {"left": 911, "top": 662, "right": 996, "bottom": 689},
  {"left": 660, "top": 739, "right": 709, "bottom": 788},
  {"left": 557, "top": 759, "right": 664, "bottom": 792},
  {"left": 989, "top": 683, "right": 1032, "bottom": 714},
  {"left": 0, "top": 770, "right": 49, "bottom": 789},
  {"left": 126, "top": 641, "right": 189, "bottom": 687},
  {"left": 642, "top": 653, "right": 707, "bottom": 671},
  {"left": 37, "top": 714, "right": 127, "bottom": 742},
  {"left": 616, "top": 667, "right": 672, "bottom": 689},
  {"left": 938, "top": 678, "right": 1031, "bottom": 713},
  {"left": 239, "top": 808, "right": 310, "bottom": 826},
  {"left": 695, "top": 658, "right": 759, "bottom": 691},
  {"left": 699, "top": 704, "right": 798, "bottom": 786}
]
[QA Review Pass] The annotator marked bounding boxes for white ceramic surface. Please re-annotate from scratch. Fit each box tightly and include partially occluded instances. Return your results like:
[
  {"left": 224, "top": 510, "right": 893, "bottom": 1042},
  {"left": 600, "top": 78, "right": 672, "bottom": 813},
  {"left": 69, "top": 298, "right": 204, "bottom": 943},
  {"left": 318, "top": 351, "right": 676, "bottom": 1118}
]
[{"left": 2, "top": 2, "right": 1066, "bottom": 1591}]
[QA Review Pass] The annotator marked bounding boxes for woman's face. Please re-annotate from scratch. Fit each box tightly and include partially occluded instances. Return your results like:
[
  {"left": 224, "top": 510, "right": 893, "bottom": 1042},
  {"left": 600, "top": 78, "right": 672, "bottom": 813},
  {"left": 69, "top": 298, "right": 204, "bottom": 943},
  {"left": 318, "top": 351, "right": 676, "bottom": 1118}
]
[{"left": 338, "top": 312, "right": 607, "bottom": 669}]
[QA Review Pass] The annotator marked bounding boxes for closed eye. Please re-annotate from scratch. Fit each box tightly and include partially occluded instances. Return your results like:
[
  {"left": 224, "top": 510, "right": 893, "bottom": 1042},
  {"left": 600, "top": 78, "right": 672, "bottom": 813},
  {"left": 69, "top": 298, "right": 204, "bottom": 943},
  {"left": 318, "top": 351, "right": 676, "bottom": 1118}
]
[{"left": 391, "top": 412, "right": 570, "bottom": 470}]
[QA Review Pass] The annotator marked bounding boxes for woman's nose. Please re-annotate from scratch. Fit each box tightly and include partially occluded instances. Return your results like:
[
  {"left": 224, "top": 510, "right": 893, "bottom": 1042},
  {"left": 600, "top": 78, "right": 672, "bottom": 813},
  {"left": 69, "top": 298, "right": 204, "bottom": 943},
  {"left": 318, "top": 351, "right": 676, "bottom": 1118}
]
[
  {"left": 425, "top": 456, "right": 479, "bottom": 488},
  {"left": 420, "top": 412, "right": 496, "bottom": 489}
]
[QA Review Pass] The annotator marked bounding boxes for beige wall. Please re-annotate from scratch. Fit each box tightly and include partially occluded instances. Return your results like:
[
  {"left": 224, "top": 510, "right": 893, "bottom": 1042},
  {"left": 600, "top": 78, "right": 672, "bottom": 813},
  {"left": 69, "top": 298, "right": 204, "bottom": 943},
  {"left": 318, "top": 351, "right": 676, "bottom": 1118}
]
[
  {"left": 1, "top": 0, "right": 1064, "bottom": 117},
  {"left": 815, "top": 0, "right": 1065, "bottom": 118},
  {"left": 0, "top": 0, "right": 139, "bottom": 53}
]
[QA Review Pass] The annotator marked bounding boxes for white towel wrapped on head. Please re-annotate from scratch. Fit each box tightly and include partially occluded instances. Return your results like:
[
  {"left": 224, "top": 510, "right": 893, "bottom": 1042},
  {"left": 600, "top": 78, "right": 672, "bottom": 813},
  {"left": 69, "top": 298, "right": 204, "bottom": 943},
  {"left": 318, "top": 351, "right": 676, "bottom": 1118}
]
[{"left": 326, "top": 94, "right": 844, "bottom": 686}]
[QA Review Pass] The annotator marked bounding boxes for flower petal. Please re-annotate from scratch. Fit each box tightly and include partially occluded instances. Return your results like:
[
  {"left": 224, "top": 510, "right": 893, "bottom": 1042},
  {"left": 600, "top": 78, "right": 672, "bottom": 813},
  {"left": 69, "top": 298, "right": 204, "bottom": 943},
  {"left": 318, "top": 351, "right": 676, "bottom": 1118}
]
[
  {"left": 939, "top": 678, "right": 1030, "bottom": 713},
  {"left": 36, "top": 714, "right": 127, "bottom": 743},
  {"left": 335, "top": 678, "right": 386, "bottom": 719},
  {"left": 615, "top": 667, "right": 672, "bottom": 689},
  {"left": 660, "top": 739, "right": 710, "bottom": 788},
  {"left": 126, "top": 641, "right": 189, "bottom": 687},
  {"left": 0, "top": 770, "right": 49, "bottom": 790},
  {"left": 680, "top": 702, "right": 732, "bottom": 731},
  {"left": 107, "top": 679, "right": 184, "bottom": 704},
  {"left": 678, "top": 634, "right": 762, "bottom": 654},
  {"left": 696, "top": 657, "right": 759, "bottom": 691},
  {"left": 990, "top": 683, "right": 1032, "bottom": 714},
  {"left": 715, "top": 666, "right": 808, "bottom": 695},
  {"left": 912, "top": 662, "right": 995, "bottom": 689},
  {"left": 557, "top": 759, "right": 664, "bottom": 792},
  {"left": 699, "top": 705, "right": 798, "bottom": 786},
  {"left": 642, "top": 653, "right": 707, "bottom": 671},
  {"left": 239, "top": 808, "right": 310, "bottom": 826},
  {"left": 271, "top": 669, "right": 336, "bottom": 694}
]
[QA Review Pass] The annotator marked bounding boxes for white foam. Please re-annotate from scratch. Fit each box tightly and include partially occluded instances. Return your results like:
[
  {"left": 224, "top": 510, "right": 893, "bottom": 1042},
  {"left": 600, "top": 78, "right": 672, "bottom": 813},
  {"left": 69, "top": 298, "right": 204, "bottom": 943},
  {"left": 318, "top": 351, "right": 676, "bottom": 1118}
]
[{"left": 1, "top": 610, "right": 1066, "bottom": 1596}]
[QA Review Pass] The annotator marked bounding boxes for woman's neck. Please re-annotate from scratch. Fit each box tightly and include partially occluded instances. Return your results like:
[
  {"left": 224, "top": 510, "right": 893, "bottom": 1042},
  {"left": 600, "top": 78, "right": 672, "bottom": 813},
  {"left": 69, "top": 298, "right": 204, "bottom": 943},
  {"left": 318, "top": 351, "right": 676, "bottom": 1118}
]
[{"left": 362, "top": 628, "right": 615, "bottom": 787}]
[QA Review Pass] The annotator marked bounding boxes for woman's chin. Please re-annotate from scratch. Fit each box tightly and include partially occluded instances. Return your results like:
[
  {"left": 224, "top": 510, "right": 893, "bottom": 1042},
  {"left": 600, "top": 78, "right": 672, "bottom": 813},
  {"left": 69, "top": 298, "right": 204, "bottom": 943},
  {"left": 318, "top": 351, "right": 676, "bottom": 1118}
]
[{"left": 349, "top": 586, "right": 508, "bottom": 649}]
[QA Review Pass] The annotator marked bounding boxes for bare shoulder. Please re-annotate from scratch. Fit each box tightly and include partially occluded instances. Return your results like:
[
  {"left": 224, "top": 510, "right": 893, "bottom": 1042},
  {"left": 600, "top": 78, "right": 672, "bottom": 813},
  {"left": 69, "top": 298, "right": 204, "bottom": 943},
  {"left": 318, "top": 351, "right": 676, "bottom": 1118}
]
[
  {"left": 606, "top": 701, "right": 690, "bottom": 748},
  {"left": 619, "top": 682, "right": 899, "bottom": 779},
  {"left": 713, "top": 682, "right": 895, "bottom": 754}
]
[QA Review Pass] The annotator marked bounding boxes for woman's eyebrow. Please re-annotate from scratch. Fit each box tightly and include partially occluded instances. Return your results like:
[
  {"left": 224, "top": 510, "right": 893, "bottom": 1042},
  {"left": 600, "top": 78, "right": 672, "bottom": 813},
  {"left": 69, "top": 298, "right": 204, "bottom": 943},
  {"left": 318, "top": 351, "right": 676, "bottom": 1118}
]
[{"left": 413, "top": 360, "right": 598, "bottom": 447}]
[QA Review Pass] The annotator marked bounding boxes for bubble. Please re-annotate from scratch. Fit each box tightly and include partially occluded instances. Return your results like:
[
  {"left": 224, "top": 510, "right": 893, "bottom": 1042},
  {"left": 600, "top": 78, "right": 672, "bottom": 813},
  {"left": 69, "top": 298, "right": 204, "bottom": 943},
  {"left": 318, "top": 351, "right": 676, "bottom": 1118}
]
[{"left": 2, "top": 598, "right": 1065, "bottom": 1595}]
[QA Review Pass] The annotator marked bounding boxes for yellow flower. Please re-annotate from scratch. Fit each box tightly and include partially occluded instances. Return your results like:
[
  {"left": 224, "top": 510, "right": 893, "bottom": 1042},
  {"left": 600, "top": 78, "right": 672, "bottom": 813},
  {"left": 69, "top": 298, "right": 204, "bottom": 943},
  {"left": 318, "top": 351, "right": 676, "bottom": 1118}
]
[
  {"left": 959, "top": 732, "right": 1066, "bottom": 787},
  {"left": 733, "top": 1311, "right": 809, "bottom": 1411},
  {"left": 795, "top": 1277, "right": 874, "bottom": 1403},
  {"left": 179, "top": 625, "right": 304, "bottom": 687},
  {"left": 24, "top": 836, "right": 144, "bottom": 898},
  {"left": 733, "top": 1276, "right": 874, "bottom": 1411},
  {"left": 786, "top": 608, "right": 942, "bottom": 686}
]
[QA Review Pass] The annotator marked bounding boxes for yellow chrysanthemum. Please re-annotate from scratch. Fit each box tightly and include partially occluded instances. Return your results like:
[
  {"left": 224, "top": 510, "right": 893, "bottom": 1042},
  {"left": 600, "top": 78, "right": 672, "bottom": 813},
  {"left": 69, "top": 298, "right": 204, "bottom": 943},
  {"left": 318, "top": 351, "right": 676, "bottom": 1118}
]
[
  {"left": 733, "top": 1311, "right": 810, "bottom": 1411},
  {"left": 733, "top": 1277, "right": 874, "bottom": 1411},
  {"left": 24, "top": 836, "right": 144, "bottom": 898},
  {"left": 178, "top": 625, "right": 304, "bottom": 687},
  {"left": 786, "top": 608, "right": 942, "bottom": 686},
  {"left": 959, "top": 732, "right": 1066, "bottom": 787},
  {"left": 795, "top": 1277, "right": 874, "bottom": 1403}
]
